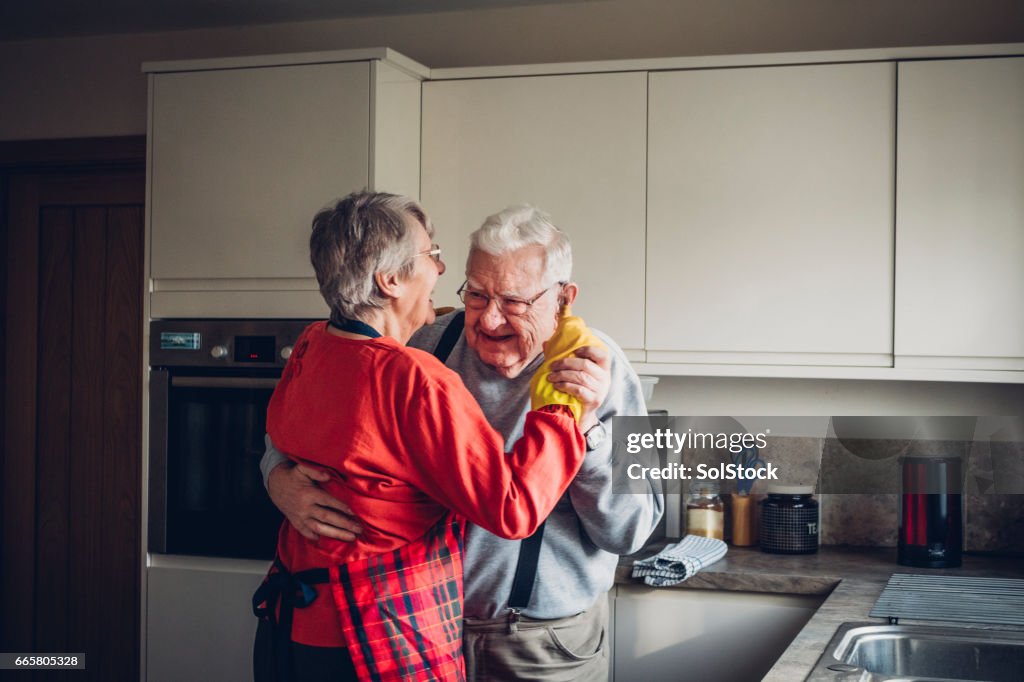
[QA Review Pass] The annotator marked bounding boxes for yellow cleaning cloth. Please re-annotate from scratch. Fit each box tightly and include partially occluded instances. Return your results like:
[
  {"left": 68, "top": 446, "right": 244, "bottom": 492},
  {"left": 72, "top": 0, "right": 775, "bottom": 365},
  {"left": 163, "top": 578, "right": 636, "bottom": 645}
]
[{"left": 529, "top": 305, "right": 607, "bottom": 422}]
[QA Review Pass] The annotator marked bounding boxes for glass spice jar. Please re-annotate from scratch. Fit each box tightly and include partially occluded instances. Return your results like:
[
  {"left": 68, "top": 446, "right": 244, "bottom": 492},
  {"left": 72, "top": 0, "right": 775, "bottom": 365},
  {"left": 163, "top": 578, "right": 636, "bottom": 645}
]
[{"left": 686, "top": 482, "right": 724, "bottom": 540}]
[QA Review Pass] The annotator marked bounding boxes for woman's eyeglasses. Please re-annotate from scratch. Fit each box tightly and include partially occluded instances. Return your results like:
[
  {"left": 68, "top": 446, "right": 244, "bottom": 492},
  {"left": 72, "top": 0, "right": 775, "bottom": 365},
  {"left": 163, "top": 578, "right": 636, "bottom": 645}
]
[{"left": 412, "top": 244, "right": 442, "bottom": 263}]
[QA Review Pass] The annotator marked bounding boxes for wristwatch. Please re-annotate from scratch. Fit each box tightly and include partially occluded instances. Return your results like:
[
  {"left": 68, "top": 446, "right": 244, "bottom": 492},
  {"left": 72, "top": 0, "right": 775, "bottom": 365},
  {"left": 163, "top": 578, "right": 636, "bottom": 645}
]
[{"left": 584, "top": 421, "right": 608, "bottom": 451}]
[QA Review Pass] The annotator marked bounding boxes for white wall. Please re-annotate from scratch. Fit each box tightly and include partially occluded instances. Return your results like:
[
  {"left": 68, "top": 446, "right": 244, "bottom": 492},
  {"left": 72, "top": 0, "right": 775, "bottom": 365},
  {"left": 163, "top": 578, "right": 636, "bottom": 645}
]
[
  {"left": 1, "top": 0, "right": 1023, "bottom": 140},
  {"left": 649, "top": 377, "right": 1024, "bottom": 416}
]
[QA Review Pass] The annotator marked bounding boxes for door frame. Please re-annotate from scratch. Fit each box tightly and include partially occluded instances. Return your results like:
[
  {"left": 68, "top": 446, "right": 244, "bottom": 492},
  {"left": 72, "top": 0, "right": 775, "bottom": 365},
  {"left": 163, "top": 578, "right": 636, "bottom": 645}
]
[{"left": 0, "top": 135, "right": 145, "bottom": 657}]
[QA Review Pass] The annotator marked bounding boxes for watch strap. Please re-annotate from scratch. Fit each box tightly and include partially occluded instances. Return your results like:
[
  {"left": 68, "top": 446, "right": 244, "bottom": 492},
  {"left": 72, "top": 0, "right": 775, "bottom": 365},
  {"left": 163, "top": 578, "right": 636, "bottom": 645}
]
[{"left": 584, "top": 421, "right": 606, "bottom": 450}]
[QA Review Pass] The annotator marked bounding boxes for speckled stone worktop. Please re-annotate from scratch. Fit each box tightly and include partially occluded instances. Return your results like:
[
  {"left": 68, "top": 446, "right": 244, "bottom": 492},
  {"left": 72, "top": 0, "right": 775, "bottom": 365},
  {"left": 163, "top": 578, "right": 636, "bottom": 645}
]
[{"left": 616, "top": 543, "right": 1024, "bottom": 681}]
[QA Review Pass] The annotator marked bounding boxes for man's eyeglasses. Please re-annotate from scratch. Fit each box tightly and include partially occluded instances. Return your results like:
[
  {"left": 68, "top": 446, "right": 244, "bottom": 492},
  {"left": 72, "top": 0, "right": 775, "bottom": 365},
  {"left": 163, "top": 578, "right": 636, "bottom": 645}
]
[
  {"left": 457, "top": 280, "right": 565, "bottom": 317},
  {"left": 412, "top": 244, "right": 442, "bottom": 264}
]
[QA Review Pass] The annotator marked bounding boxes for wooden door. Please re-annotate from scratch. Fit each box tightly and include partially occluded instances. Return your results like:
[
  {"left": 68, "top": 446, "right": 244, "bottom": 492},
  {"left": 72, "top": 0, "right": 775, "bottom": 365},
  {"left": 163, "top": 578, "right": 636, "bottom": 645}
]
[{"left": 2, "top": 155, "right": 144, "bottom": 681}]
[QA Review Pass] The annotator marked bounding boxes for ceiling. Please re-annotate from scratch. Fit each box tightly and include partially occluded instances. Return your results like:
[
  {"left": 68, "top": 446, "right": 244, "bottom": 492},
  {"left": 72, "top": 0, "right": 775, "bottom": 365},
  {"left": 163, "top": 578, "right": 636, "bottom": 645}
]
[{"left": 0, "top": 0, "right": 581, "bottom": 41}]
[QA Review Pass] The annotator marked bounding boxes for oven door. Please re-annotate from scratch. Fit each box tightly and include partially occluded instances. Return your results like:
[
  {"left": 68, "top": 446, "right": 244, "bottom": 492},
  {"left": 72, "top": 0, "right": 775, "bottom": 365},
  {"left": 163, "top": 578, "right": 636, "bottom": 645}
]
[{"left": 149, "top": 370, "right": 283, "bottom": 559}]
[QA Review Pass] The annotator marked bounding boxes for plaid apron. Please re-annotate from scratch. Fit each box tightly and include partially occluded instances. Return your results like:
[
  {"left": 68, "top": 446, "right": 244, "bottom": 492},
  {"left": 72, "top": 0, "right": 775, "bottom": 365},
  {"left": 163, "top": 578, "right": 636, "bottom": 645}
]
[{"left": 255, "top": 514, "right": 467, "bottom": 682}]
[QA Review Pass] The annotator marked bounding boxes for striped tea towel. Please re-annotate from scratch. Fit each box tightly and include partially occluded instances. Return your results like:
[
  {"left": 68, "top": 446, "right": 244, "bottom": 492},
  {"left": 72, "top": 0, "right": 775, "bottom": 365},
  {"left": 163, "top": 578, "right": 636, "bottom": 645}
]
[{"left": 631, "top": 535, "right": 728, "bottom": 587}]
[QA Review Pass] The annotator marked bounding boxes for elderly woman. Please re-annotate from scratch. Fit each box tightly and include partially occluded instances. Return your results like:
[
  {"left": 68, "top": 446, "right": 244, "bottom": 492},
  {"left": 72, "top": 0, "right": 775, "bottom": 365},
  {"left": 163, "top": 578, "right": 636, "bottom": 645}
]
[{"left": 252, "top": 191, "right": 602, "bottom": 682}]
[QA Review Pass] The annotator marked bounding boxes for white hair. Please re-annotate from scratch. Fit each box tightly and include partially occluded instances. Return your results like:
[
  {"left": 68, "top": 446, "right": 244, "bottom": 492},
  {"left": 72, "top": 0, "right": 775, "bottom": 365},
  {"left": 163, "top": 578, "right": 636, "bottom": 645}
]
[{"left": 468, "top": 205, "right": 572, "bottom": 286}]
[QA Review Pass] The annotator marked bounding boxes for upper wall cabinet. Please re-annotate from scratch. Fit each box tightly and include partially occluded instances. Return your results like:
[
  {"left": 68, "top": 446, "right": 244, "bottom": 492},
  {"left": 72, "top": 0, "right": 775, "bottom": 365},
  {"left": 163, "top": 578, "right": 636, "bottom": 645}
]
[
  {"left": 421, "top": 72, "right": 648, "bottom": 357},
  {"left": 645, "top": 62, "right": 896, "bottom": 367},
  {"left": 146, "top": 51, "right": 425, "bottom": 318},
  {"left": 895, "top": 57, "right": 1024, "bottom": 371}
]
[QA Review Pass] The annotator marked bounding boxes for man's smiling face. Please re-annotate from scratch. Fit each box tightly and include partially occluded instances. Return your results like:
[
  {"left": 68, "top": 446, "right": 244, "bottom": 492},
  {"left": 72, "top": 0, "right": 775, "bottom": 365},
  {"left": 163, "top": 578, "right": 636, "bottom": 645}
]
[{"left": 462, "top": 245, "right": 562, "bottom": 378}]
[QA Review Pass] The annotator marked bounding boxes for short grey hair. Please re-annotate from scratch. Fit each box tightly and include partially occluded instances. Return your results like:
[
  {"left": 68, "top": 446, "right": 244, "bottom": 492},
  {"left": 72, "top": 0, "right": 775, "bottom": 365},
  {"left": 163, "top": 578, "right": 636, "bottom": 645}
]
[
  {"left": 469, "top": 205, "right": 572, "bottom": 286},
  {"left": 310, "top": 190, "right": 433, "bottom": 322}
]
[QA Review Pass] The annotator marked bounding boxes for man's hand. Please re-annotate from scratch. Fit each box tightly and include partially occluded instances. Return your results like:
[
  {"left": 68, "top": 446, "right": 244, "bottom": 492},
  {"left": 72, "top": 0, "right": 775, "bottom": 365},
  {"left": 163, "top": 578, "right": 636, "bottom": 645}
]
[
  {"left": 547, "top": 344, "right": 612, "bottom": 432},
  {"left": 267, "top": 462, "right": 363, "bottom": 542}
]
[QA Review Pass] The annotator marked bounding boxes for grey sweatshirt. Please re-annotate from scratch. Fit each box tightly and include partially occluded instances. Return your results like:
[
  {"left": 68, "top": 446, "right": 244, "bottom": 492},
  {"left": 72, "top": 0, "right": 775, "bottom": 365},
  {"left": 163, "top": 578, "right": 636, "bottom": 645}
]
[{"left": 261, "top": 311, "right": 663, "bottom": 619}]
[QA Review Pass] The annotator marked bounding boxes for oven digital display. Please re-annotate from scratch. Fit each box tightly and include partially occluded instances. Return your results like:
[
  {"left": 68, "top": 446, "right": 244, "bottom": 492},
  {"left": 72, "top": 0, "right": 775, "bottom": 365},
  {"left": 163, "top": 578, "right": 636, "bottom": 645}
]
[
  {"left": 160, "top": 332, "right": 201, "bottom": 350},
  {"left": 235, "top": 335, "right": 275, "bottom": 363}
]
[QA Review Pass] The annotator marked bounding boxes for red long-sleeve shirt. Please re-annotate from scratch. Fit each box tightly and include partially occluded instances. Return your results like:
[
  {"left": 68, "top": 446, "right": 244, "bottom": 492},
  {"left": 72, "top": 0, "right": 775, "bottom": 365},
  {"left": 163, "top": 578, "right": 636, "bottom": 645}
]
[{"left": 267, "top": 322, "right": 584, "bottom": 650}]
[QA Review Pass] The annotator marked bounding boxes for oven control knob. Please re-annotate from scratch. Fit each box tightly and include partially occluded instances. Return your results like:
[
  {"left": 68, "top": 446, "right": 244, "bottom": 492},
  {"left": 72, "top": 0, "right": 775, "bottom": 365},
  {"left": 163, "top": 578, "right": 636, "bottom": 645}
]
[
  {"left": 210, "top": 345, "right": 229, "bottom": 359},
  {"left": 280, "top": 345, "right": 293, "bottom": 361}
]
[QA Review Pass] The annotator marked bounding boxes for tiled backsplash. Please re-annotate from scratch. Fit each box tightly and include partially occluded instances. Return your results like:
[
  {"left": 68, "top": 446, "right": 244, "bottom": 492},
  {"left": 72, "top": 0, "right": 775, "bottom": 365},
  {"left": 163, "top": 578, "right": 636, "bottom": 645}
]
[{"left": 678, "top": 435, "right": 1024, "bottom": 554}]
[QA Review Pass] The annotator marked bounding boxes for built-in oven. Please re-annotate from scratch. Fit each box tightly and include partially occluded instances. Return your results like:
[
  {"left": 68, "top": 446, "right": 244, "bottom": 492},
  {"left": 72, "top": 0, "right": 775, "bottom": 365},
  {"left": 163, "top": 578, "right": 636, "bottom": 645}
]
[{"left": 148, "top": 319, "right": 316, "bottom": 560}]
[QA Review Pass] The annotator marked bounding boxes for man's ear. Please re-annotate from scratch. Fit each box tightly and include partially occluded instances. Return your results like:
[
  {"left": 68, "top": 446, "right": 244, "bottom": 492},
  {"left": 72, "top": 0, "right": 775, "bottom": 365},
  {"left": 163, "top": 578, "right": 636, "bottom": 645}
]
[
  {"left": 375, "top": 270, "right": 404, "bottom": 300},
  {"left": 559, "top": 282, "right": 579, "bottom": 307}
]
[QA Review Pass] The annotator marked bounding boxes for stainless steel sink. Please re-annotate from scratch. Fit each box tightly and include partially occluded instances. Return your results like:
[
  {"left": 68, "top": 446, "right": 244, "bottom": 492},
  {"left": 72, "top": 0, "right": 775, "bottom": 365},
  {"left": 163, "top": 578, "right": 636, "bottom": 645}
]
[{"left": 808, "top": 622, "right": 1024, "bottom": 681}]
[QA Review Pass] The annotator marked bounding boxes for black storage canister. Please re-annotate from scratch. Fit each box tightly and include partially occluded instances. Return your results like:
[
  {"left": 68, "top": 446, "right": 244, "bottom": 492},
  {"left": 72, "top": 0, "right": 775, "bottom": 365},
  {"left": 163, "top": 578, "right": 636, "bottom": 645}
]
[{"left": 760, "top": 485, "right": 819, "bottom": 554}]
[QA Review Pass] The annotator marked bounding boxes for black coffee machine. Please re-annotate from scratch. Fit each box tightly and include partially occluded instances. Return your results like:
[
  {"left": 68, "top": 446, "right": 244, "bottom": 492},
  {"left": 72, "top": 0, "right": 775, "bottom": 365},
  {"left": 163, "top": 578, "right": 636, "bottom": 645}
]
[{"left": 898, "top": 456, "right": 963, "bottom": 568}]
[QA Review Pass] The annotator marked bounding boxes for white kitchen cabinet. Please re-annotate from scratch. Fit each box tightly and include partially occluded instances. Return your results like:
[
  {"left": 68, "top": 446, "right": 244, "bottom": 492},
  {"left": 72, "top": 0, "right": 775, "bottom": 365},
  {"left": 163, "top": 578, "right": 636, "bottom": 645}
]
[
  {"left": 895, "top": 57, "right": 1024, "bottom": 371},
  {"left": 146, "top": 50, "right": 425, "bottom": 318},
  {"left": 645, "top": 63, "right": 896, "bottom": 367},
  {"left": 421, "top": 72, "right": 648, "bottom": 358},
  {"left": 146, "top": 558, "right": 270, "bottom": 682},
  {"left": 611, "top": 585, "right": 822, "bottom": 682}
]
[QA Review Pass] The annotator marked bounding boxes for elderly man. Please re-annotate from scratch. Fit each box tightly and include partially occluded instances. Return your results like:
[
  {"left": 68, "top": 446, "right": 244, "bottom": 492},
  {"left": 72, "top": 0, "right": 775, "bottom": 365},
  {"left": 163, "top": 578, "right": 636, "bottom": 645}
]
[{"left": 261, "top": 205, "right": 663, "bottom": 681}]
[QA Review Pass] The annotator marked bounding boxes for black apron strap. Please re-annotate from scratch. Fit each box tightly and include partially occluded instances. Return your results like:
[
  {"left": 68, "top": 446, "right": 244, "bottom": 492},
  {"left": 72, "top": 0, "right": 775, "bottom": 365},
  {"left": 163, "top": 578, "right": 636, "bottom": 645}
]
[
  {"left": 252, "top": 557, "right": 331, "bottom": 682},
  {"left": 432, "top": 311, "right": 465, "bottom": 363},
  {"left": 328, "top": 315, "right": 382, "bottom": 338}
]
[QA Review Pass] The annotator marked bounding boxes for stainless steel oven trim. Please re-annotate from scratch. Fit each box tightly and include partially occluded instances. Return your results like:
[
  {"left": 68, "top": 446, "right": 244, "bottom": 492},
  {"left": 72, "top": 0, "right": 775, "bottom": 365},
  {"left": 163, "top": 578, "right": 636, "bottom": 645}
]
[
  {"left": 148, "top": 368, "right": 169, "bottom": 554},
  {"left": 170, "top": 376, "right": 280, "bottom": 390}
]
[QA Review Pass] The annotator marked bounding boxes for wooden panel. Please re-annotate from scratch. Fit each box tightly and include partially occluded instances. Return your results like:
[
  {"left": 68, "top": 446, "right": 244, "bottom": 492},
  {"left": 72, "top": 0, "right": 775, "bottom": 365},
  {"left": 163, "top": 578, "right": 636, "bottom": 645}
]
[
  {"left": 2, "top": 174, "right": 40, "bottom": 651},
  {"left": 69, "top": 206, "right": 109, "bottom": 679},
  {"left": 35, "top": 207, "right": 74, "bottom": 653},
  {"left": 40, "top": 172, "right": 149, "bottom": 206},
  {"left": 0, "top": 176, "right": 6, "bottom": 643},
  {"left": 3, "top": 148, "right": 143, "bottom": 678},
  {"left": 100, "top": 205, "right": 143, "bottom": 681},
  {"left": 0, "top": 136, "right": 146, "bottom": 171},
  {"left": 646, "top": 62, "right": 895, "bottom": 363},
  {"left": 895, "top": 57, "right": 1024, "bottom": 365},
  {"left": 422, "top": 72, "right": 648, "bottom": 351},
  {"left": 149, "top": 62, "right": 371, "bottom": 280}
]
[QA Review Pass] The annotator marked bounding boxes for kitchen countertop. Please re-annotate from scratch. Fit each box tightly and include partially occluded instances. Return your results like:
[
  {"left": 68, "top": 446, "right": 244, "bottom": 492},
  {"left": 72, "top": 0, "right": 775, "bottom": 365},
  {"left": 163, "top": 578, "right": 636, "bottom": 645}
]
[{"left": 616, "top": 542, "right": 1024, "bottom": 681}]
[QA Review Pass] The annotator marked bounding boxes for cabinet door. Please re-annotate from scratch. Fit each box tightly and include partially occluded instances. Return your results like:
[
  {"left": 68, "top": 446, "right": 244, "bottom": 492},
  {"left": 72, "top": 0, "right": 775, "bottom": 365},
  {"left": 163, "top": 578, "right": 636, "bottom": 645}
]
[
  {"left": 612, "top": 585, "right": 821, "bottom": 682},
  {"left": 150, "top": 62, "right": 370, "bottom": 282},
  {"left": 422, "top": 73, "right": 648, "bottom": 357},
  {"left": 147, "top": 564, "right": 267, "bottom": 682},
  {"left": 895, "top": 57, "right": 1024, "bottom": 371},
  {"left": 646, "top": 63, "right": 895, "bottom": 366}
]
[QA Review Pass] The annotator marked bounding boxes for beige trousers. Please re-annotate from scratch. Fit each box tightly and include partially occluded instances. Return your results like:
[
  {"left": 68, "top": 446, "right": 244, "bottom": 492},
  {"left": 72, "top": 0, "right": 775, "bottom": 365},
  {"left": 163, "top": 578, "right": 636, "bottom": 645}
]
[{"left": 462, "top": 594, "right": 609, "bottom": 682}]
